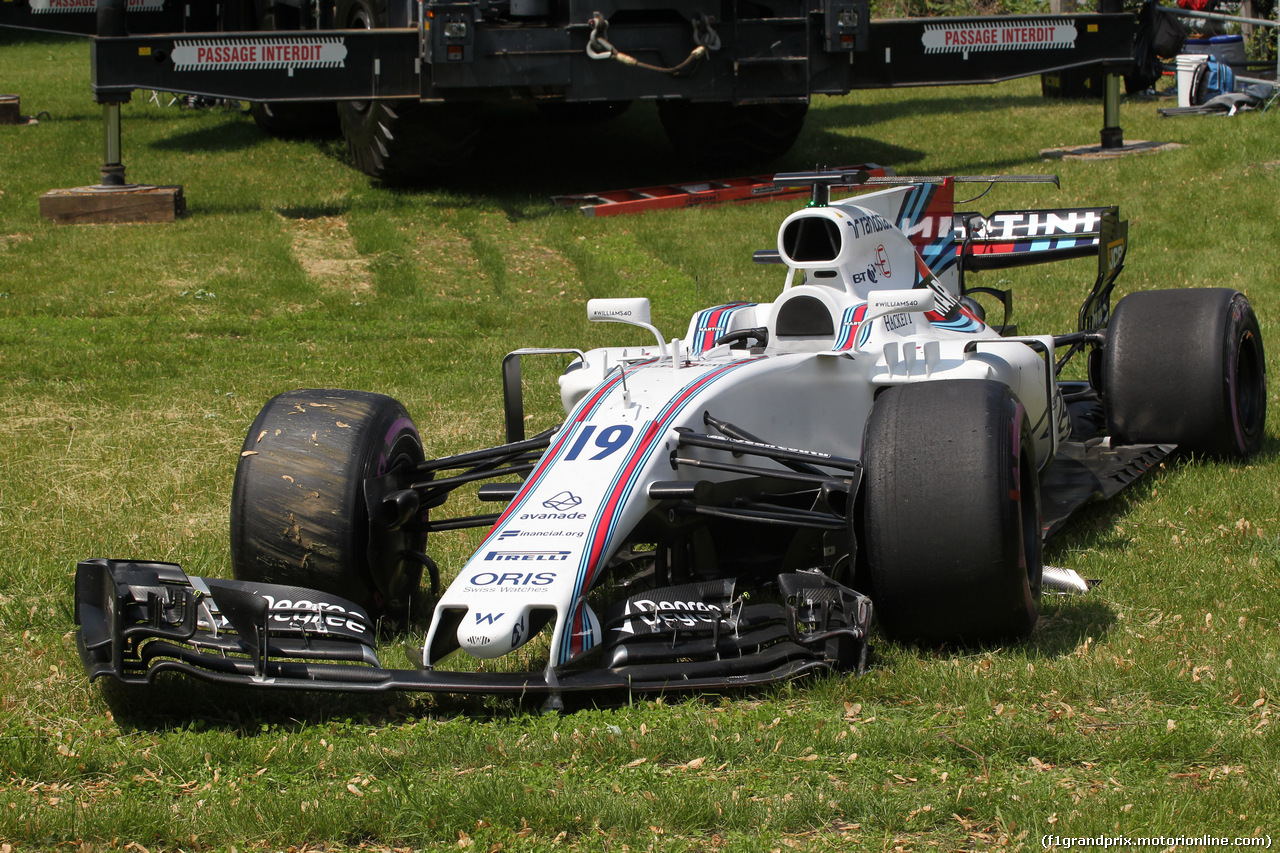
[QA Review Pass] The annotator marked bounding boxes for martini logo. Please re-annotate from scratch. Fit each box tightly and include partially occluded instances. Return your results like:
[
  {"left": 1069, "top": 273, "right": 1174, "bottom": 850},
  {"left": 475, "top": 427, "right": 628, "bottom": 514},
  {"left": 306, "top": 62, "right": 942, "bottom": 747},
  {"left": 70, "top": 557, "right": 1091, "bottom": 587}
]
[
  {"left": 170, "top": 37, "right": 347, "bottom": 71},
  {"left": 922, "top": 20, "right": 1076, "bottom": 54},
  {"left": 965, "top": 210, "right": 1105, "bottom": 240},
  {"left": 30, "top": 0, "right": 164, "bottom": 12}
]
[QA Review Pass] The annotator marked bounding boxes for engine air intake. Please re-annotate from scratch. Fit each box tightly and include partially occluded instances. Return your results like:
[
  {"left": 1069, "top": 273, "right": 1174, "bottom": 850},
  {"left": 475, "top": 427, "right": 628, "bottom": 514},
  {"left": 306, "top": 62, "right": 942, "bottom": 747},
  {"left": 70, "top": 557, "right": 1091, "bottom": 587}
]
[{"left": 782, "top": 217, "right": 841, "bottom": 263}]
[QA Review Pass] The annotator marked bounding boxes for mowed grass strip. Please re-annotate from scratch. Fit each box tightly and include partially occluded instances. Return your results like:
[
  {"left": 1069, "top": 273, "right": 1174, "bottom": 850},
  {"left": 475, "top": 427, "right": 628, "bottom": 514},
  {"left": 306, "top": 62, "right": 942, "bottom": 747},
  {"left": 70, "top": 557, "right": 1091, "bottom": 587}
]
[{"left": 2, "top": 28, "right": 1280, "bottom": 853}]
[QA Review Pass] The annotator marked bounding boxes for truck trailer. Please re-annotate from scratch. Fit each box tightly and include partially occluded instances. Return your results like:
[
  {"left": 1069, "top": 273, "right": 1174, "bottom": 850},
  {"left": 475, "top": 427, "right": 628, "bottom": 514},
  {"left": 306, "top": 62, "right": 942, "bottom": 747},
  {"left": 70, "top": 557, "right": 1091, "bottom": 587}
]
[{"left": 1, "top": 0, "right": 1136, "bottom": 182}]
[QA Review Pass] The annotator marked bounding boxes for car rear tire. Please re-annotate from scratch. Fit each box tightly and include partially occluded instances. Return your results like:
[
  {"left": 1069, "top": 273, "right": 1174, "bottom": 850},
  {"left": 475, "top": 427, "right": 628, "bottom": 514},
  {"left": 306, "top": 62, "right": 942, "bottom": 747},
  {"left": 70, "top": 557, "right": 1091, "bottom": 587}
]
[
  {"left": 1103, "top": 288, "right": 1265, "bottom": 459},
  {"left": 656, "top": 101, "right": 808, "bottom": 167},
  {"left": 230, "top": 389, "right": 427, "bottom": 624},
  {"left": 863, "top": 380, "right": 1042, "bottom": 645}
]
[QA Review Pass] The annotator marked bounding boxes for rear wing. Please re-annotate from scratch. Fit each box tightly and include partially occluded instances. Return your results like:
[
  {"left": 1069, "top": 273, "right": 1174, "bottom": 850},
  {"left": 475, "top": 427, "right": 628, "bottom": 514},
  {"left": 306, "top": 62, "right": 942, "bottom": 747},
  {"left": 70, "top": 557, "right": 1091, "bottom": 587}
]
[
  {"left": 957, "top": 207, "right": 1116, "bottom": 271},
  {"left": 757, "top": 173, "right": 1129, "bottom": 335},
  {"left": 953, "top": 204, "right": 1128, "bottom": 334}
]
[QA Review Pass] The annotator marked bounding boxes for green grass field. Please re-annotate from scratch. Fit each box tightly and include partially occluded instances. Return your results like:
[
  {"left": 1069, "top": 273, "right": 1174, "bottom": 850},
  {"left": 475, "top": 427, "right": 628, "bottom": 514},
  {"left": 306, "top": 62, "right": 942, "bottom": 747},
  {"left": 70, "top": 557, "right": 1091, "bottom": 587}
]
[{"left": 2, "top": 28, "right": 1280, "bottom": 853}]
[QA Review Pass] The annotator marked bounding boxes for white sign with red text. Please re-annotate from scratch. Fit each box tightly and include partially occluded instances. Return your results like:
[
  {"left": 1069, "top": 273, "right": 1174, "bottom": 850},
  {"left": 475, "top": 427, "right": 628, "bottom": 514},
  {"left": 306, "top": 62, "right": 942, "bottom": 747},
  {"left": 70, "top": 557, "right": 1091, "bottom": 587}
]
[
  {"left": 30, "top": 0, "right": 164, "bottom": 12},
  {"left": 170, "top": 38, "right": 347, "bottom": 71},
  {"left": 922, "top": 20, "right": 1077, "bottom": 53}
]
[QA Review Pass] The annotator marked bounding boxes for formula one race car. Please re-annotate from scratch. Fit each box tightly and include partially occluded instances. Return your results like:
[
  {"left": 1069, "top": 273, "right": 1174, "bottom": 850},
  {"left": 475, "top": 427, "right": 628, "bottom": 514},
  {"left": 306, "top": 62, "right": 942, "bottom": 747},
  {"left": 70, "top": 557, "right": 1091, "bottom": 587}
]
[{"left": 74, "top": 170, "right": 1266, "bottom": 706}]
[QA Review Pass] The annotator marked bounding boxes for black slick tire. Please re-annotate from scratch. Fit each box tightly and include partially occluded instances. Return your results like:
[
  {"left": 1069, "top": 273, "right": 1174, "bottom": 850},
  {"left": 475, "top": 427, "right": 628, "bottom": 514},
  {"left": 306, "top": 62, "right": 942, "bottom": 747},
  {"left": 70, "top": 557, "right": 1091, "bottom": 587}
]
[
  {"left": 863, "top": 380, "right": 1042, "bottom": 646},
  {"left": 230, "top": 389, "right": 426, "bottom": 624},
  {"left": 656, "top": 101, "right": 808, "bottom": 167},
  {"left": 1103, "top": 288, "right": 1266, "bottom": 459}
]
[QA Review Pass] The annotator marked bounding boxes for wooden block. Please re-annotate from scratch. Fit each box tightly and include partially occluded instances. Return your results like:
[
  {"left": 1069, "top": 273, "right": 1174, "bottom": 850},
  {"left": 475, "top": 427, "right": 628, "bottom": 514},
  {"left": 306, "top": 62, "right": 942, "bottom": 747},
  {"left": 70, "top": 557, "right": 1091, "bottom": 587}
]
[
  {"left": 0, "top": 95, "right": 20, "bottom": 125},
  {"left": 39, "top": 185, "right": 186, "bottom": 225}
]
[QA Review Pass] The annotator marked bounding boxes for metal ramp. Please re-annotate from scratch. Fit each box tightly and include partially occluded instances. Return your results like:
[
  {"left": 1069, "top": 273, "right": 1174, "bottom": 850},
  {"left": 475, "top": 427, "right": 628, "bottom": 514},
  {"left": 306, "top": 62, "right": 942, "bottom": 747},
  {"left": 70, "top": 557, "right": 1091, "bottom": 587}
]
[{"left": 552, "top": 164, "right": 891, "bottom": 216}]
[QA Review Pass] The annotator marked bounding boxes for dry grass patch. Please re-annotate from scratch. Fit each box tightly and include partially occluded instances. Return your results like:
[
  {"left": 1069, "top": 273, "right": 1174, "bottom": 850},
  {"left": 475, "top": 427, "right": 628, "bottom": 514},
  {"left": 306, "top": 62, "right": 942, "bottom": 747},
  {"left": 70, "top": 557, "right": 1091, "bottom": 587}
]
[
  {"left": 473, "top": 212, "right": 577, "bottom": 292},
  {"left": 404, "top": 213, "right": 579, "bottom": 303},
  {"left": 405, "top": 219, "right": 484, "bottom": 288},
  {"left": 282, "top": 213, "right": 374, "bottom": 296}
]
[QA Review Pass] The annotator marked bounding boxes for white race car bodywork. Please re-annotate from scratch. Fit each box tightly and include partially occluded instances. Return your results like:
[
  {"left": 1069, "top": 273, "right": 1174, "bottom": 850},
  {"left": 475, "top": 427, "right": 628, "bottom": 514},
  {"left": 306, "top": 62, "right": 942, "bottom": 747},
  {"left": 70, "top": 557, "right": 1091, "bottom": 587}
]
[
  {"left": 426, "top": 183, "right": 1062, "bottom": 672},
  {"left": 90, "top": 169, "right": 1256, "bottom": 703}
]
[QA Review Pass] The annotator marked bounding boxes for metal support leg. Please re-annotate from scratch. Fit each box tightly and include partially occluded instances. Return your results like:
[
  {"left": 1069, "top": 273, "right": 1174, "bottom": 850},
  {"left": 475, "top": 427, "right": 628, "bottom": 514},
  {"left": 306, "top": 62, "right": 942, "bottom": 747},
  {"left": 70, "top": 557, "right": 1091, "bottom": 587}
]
[
  {"left": 39, "top": 0, "right": 184, "bottom": 224},
  {"left": 100, "top": 102, "right": 128, "bottom": 187},
  {"left": 94, "top": 0, "right": 134, "bottom": 189},
  {"left": 1100, "top": 73, "right": 1123, "bottom": 149}
]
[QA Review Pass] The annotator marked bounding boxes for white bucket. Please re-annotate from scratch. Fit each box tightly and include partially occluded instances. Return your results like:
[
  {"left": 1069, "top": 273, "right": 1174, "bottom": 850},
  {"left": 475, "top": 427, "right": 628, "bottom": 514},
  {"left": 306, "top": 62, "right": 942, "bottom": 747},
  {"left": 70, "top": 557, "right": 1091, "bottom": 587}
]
[{"left": 1176, "top": 54, "right": 1208, "bottom": 108}]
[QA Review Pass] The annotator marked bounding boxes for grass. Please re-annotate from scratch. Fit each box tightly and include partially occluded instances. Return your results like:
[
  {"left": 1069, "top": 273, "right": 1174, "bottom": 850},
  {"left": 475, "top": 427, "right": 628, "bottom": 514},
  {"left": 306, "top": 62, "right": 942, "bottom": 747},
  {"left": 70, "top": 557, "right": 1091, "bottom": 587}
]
[{"left": 3, "top": 26, "right": 1280, "bottom": 853}]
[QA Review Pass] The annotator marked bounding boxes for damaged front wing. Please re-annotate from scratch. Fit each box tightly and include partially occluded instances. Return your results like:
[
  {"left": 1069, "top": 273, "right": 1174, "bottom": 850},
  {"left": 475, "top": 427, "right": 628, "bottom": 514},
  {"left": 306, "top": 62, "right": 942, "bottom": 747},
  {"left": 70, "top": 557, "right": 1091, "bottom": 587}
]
[{"left": 74, "top": 559, "right": 872, "bottom": 699}]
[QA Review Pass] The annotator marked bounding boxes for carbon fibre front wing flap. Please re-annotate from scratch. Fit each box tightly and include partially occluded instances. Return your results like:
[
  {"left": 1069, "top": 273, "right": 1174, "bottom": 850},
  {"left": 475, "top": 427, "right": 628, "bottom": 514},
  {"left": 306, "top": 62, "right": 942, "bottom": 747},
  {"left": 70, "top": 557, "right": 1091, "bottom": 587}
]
[{"left": 74, "top": 559, "right": 872, "bottom": 699}]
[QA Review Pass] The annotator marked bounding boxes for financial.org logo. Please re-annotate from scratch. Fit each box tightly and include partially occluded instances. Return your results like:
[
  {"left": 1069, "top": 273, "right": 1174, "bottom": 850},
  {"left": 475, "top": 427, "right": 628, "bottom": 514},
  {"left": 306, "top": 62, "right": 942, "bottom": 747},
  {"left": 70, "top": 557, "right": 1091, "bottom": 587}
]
[{"left": 542, "top": 491, "right": 582, "bottom": 512}]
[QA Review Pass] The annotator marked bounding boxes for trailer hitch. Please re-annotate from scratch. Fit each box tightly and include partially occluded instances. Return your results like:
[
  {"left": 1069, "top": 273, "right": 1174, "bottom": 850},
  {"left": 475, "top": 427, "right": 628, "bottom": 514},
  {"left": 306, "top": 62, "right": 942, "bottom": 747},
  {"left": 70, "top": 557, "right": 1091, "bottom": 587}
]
[{"left": 585, "top": 12, "right": 711, "bottom": 77}]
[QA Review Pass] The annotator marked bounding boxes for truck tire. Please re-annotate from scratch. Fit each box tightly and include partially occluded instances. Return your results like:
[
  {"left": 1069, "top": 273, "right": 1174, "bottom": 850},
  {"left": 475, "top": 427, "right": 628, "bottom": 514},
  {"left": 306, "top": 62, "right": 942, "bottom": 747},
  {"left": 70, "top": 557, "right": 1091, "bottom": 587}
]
[
  {"left": 1103, "top": 288, "right": 1265, "bottom": 459},
  {"left": 230, "top": 389, "right": 428, "bottom": 625},
  {"left": 656, "top": 101, "right": 808, "bottom": 166},
  {"left": 340, "top": 99, "right": 482, "bottom": 183},
  {"left": 863, "top": 380, "right": 1042, "bottom": 645},
  {"left": 336, "top": 0, "right": 480, "bottom": 182},
  {"left": 251, "top": 100, "right": 341, "bottom": 138},
  {"left": 537, "top": 100, "right": 632, "bottom": 121},
  {"left": 247, "top": 7, "right": 340, "bottom": 138}
]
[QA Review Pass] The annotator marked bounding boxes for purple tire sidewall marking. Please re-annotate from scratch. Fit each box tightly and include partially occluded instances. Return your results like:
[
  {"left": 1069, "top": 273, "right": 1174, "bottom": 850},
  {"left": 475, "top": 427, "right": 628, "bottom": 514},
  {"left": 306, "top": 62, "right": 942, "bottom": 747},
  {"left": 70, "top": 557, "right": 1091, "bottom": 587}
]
[{"left": 378, "top": 415, "right": 420, "bottom": 475}]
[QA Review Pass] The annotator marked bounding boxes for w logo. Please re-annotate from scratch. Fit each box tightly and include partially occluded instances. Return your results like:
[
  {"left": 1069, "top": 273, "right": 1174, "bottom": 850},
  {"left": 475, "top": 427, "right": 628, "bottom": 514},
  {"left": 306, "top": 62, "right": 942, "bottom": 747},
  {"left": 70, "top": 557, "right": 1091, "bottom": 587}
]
[{"left": 475, "top": 612, "right": 504, "bottom": 625}]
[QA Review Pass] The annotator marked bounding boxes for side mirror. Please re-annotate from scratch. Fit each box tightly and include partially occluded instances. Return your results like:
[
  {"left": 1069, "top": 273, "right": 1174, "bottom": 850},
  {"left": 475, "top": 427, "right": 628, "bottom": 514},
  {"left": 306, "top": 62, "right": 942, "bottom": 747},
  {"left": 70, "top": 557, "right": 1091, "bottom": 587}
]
[
  {"left": 588, "top": 297, "right": 651, "bottom": 325},
  {"left": 861, "top": 289, "right": 935, "bottom": 326},
  {"left": 586, "top": 298, "right": 668, "bottom": 358},
  {"left": 855, "top": 289, "right": 936, "bottom": 351}
]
